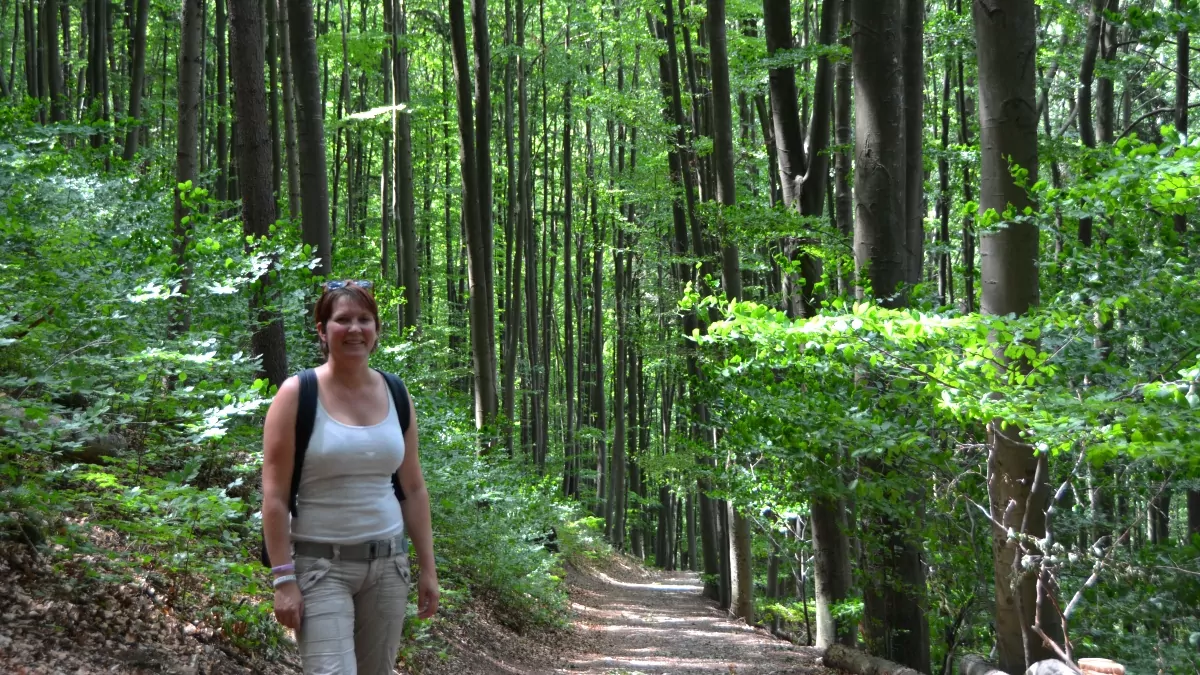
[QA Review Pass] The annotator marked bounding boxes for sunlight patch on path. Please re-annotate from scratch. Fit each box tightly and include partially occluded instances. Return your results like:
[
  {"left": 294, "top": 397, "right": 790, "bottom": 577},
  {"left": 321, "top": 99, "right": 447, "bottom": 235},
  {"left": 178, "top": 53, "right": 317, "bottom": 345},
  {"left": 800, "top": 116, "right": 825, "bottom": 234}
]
[{"left": 587, "top": 571, "right": 705, "bottom": 592}]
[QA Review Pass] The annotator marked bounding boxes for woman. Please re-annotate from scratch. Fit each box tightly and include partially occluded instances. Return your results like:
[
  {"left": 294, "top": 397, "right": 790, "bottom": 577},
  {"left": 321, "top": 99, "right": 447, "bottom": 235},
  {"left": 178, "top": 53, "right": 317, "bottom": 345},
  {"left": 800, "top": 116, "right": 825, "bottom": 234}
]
[{"left": 261, "top": 281, "right": 438, "bottom": 674}]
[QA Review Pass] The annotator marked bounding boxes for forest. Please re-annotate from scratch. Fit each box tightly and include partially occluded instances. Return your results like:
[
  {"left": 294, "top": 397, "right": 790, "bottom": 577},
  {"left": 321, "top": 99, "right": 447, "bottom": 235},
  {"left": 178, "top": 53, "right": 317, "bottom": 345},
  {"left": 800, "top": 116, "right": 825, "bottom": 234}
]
[{"left": 0, "top": 0, "right": 1198, "bottom": 672}]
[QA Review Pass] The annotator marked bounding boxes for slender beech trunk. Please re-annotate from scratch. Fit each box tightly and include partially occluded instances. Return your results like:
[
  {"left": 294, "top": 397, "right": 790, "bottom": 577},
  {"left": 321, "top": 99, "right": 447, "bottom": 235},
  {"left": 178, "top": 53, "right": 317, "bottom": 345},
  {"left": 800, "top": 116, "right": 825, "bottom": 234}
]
[
  {"left": 216, "top": 0, "right": 228, "bottom": 201},
  {"left": 1174, "top": 0, "right": 1189, "bottom": 237},
  {"left": 763, "top": 0, "right": 836, "bottom": 317},
  {"left": 266, "top": 0, "right": 282, "bottom": 202},
  {"left": 395, "top": 0, "right": 419, "bottom": 328},
  {"left": 938, "top": 57, "right": 952, "bottom": 306},
  {"left": 834, "top": 0, "right": 852, "bottom": 297},
  {"left": 518, "top": 0, "right": 542, "bottom": 468},
  {"left": 956, "top": 1, "right": 975, "bottom": 314},
  {"left": 500, "top": 0, "right": 519, "bottom": 452},
  {"left": 450, "top": 0, "right": 499, "bottom": 435},
  {"left": 287, "top": 0, "right": 331, "bottom": 276},
  {"left": 903, "top": 0, "right": 924, "bottom": 285},
  {"left": 121, "top": 0, "right": 148, "bottom": 158},
  {"left": 854, "top": 1, "right": 929, "bottom": 668},
  {"left": 562, "top": 10, "right": 577, "bottom": 493},
  {"left": 1077, "top": 0, "right": 1104, "bottom": 247},
  {"left": 1095, "top": 0, "right": 1119, "bottom": 144},
  {"left": 229, "top": 0, "right": 288, "bottom": 386},
  {"left": 974, "top": 0, "right": 1059, "bottom": 669},
  {"left": 709, "top": 0, "right": 751, "bottom": 622},
  {"left": 170, "top": 0, "right": 204, "bottom": 337},
  {"left": 44, "top": 0, "right": 63, "bottom": 121},
  {"left": 279, "top": 0, "right": 300, "bottom": 219},
  {"left": 471, "top": 0, "right": 496, "bottom": 369}
]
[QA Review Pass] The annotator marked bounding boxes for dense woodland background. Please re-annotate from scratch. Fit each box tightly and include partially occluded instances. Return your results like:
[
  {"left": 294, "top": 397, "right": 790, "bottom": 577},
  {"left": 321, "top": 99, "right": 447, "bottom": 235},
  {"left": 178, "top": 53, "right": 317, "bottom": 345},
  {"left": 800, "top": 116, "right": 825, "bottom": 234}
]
[{"left": 1, "top": 0, "right": 1199, "bottom": 672}]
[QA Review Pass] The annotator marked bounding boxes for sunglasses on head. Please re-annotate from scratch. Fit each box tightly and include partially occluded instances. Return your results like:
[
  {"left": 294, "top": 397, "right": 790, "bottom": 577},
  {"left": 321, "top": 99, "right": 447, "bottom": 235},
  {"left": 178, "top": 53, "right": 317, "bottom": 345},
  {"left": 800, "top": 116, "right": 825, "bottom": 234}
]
[{"left": 324, "top": 280, "right": 374, "bottom": 291}]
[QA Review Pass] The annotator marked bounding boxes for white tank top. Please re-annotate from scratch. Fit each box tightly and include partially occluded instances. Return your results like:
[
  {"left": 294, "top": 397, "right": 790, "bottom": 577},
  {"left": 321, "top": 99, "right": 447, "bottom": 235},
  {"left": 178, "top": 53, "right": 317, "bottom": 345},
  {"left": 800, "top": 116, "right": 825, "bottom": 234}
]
[{"left": 290, "top": 386, "right": 407, "bottom": 544}]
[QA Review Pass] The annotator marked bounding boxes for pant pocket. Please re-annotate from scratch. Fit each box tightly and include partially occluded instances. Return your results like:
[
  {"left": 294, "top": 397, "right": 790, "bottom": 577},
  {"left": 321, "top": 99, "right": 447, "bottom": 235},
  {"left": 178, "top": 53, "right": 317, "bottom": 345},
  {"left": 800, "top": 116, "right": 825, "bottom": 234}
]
[
  {"left": 392, "top": 554, "right": 411, "bottom": 586},
  {"left": 295, "top": 556, "right": 333, "bottom": 593}
]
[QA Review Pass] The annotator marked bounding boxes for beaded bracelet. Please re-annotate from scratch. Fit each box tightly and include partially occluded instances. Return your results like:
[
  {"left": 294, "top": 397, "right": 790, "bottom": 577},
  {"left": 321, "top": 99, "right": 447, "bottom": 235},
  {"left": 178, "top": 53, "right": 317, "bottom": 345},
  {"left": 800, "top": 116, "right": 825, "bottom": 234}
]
[
  {"left": 272, "top": 574, "right": 297, "bottom": 588},
  {"left": 271, "top": 563, "right": 295, "bottom": 575}
]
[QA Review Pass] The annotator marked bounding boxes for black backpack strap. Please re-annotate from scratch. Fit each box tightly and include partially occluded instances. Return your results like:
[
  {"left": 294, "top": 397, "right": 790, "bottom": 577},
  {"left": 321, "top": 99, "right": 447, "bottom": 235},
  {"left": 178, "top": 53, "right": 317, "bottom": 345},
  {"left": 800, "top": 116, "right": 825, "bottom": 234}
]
[
  {"left": 262, "top": 368, "right": 319, "bottom": 567},
  {"left": 378, "top": 370, "right": 410, "bottom": 503},
  {"left": 290, "top": 368, "right": 319, "bottom": 516}
]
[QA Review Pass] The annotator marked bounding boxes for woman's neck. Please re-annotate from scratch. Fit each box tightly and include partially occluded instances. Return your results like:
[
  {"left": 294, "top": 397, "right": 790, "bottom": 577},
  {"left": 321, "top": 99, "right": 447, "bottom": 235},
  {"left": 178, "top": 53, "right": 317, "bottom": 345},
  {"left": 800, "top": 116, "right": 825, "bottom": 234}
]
[{"left": 324, "top": 357, "right": 374, "bottom": 389}]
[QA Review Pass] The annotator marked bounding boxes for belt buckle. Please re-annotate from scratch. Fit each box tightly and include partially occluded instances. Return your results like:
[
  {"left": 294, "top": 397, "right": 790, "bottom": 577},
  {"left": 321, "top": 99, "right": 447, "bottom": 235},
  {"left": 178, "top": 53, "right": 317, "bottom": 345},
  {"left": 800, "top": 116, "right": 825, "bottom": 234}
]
[{"left": 365, "top": 541, "right": 378, "bottom": 560}]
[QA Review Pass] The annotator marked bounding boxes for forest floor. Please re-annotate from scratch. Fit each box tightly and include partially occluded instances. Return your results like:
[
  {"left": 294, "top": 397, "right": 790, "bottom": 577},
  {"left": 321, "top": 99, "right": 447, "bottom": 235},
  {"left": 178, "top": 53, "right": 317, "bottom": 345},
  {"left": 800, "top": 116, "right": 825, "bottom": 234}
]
[{"left": 0, "top": 540, "right": 838, "bottom": 675}]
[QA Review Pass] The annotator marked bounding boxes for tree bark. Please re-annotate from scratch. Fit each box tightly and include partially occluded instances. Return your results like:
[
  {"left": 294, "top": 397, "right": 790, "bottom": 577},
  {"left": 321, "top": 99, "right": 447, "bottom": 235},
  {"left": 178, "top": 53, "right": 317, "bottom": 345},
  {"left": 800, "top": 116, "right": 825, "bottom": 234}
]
[
  {"left": 903, "top": 0, "right": 924, "bottom": 285},
  {"left": 286, "top": 0, "right": 331, "bottom": 276},
  {"left": 450, "top": 0, "right": 499, "bottom": 435},
  {"left": 1174, "top": 0, "right": 1189, "bottom": 237},
  {"left": 121, "top": 0, "right": 149, "bottom": 158},
  {"left": 216, "top": 0, "right": 228, "bottom": 202},
  {"left": 1095, "top": 0, "right": 1119, "bottom": 144},
  {"left": 471, "top": 0, "right": 496, "bottom": 362},
  {"left": 229, "top": 0, "right": 288, "bottom": 387},
  {"left": 265, "top": 0, "right": 282, "bottom": 203},
  {"left": 278, "top": 0, "right": 300, "bottom": 219},
  {"left": 834, "top": 0, "right": 852, "bottom": 297},
  {"left": 763, "top": 0, "right": 836, "bottom": 317},
  {"left": 43, "top": 0, "right": 63, "bottom": 121},
  {"left": 394, "top": 0, "right": 419, "bottom": 328},
  {"left": 1077, "top": 0, "right": 1105, "bottom": 247},
  {"left": 853, "top": 0, "right": 907, "bottom": 306},
  {"left": 708, "top": 0, "right": 750, "bottom": 620},
  {"left": 170, "top": 0, "right": 204, "bottom": 337},
  {"left": 973, "top": 0, "right": 1058, "bottom": 670}
]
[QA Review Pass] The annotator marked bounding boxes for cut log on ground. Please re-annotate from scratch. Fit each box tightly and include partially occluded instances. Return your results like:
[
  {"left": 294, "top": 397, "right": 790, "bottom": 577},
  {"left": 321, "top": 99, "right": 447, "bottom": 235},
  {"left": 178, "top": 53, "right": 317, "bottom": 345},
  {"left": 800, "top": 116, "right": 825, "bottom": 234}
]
[
  {"left": 960, "top": 654, "right": 1010, "bottom": 675},
  {"left": 824, "top": 644, "right": 923, "bottom": 675}
]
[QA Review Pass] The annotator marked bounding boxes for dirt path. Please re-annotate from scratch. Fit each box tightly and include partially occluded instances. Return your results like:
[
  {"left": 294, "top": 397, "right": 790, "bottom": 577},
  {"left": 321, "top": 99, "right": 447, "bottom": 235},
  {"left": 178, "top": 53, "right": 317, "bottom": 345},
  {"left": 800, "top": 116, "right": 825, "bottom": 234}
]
[{"left": 559, "top": 557, "right": 838, "bottom": 675}]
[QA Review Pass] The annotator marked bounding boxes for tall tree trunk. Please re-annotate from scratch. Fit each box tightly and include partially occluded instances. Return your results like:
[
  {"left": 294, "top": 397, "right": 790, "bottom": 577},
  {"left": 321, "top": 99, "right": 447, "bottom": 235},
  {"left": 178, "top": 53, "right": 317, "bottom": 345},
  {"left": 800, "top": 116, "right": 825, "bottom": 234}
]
[
  {"left": 709, "top": 0, "right": 751, "bottom": 622},
  {"left": 854, "top": 1, "right": 929, "bottom": 669},
  {"left": 903, "top": 0, "right": 924, "bottom": 285},
  {"left": 834, "top": 0, "right": 852, "bottom": 297},
  {"left": 854, "top": 0, "right": 907, "bottom": 305},
  {"left": 265, "top": 0, "right": 282, "bottom": 203},
  {"left": 216, "top": 0, "right": 228, "bottom": 201},
  {"left": 956, "top": 5, "right": 975, "bottom": 314},
  {"left": 230, "top": 0, "right": 288, "bottom": 387},
  {"left": 43, "top": 0, "right": 63, "bottom": 121},
  {"left": 279, "top": 0, "right": 300, "bottom": 219},
  {"left": 1095, "top": 0, "right": 1119, "bottom": 144},
  {"left": 170, "top": 0, "right": 204, "bottom": 337},
  {"left": 763, "top": 0, "right": 836, "bottom": 317},
  {"left": 938, "top": 57, "right": 952, "bottom": 306},
  {"left": 286, "top": 0, "right": 332, "bottom": 276},
  {"left": 121, "top": 0, "right": 148, "bottom": 158},
  {"left": 974, "top": 1, "right": 1059, "bottom": 670},
  {"left": 518, "top": 0, "right": 542, "bottom": 469},
  {"left": 1174, "top": 0, "right": 1188, "bottom": 237},
  {"left": 562, "top": 10, "right": 577, "bottom": 491},
  {"left": 1077, "top": 0, "right": 1104, "bottom": 247},
  {"left": 471, "top": 0, "right": 496, "bottom": 368},
  {"left": 450, "top": 0, "right": 499, "bottom": 435},
  {"left": 394, "top": 0, "right": 419, "bottom": 328}
]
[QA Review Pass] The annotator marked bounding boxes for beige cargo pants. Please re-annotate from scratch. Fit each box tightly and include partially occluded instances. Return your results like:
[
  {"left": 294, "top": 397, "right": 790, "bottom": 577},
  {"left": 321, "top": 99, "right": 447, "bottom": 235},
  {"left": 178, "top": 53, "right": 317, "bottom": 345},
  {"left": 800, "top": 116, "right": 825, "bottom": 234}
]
[{"left": 293, "top": 551, "right": 412, "bottom": 674}]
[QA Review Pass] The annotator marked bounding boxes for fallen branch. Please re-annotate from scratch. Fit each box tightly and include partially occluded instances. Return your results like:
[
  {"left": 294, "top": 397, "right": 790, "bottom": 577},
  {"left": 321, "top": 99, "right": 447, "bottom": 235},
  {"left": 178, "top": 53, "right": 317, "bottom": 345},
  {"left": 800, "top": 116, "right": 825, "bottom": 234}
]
[
  {"left": 959, "top": 655, "right": 1009, "bottom": 675},
  {"left": 824, "top": 644, "right": 922, "bottom": 675}
]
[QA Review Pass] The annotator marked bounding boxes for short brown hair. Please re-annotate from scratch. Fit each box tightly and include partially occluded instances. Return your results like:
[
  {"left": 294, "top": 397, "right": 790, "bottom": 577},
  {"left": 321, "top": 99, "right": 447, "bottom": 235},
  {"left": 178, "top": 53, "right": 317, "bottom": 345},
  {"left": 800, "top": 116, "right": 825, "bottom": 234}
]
[{"left": 314, "top": 283, "right": 381, "bottom": 357}]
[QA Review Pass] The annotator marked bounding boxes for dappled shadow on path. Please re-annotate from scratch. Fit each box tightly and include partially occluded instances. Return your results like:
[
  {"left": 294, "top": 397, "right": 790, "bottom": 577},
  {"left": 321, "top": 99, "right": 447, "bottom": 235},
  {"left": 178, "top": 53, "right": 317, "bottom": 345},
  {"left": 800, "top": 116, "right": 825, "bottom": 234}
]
[{"left": 559, "top": 558, "right": 839, "bottom": 675}]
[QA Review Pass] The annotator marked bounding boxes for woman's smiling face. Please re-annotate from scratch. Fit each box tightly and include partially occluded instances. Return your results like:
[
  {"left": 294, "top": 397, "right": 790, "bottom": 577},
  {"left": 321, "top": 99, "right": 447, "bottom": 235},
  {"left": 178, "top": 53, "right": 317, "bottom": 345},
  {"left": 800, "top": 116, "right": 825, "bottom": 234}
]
[{"left": 320, "top": 295, "right": 379, "bottom": 359}]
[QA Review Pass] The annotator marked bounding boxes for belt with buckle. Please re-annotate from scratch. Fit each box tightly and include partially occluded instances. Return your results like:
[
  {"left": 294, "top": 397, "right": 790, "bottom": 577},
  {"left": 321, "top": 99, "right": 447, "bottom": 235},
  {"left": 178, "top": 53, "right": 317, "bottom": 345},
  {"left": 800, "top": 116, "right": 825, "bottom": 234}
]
[{"left": 292, "top": 534, "right": 405, "bottom": 561}]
